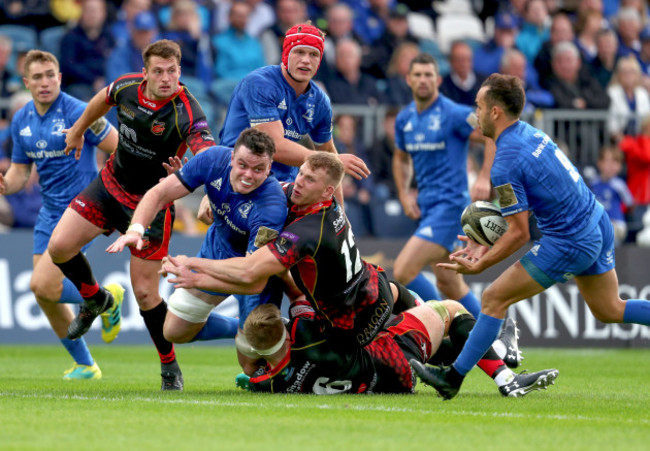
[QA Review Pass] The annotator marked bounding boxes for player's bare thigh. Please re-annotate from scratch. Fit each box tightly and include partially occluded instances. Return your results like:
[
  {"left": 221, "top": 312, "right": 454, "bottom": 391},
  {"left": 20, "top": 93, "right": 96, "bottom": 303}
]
[
  {"left": 481, "top": 261, "right": 546, "bottom": 318},
  {"left": 48, "top": 208, "right": 104, "bottom": 261},
  {"left": 130, "top": 256, "right": 165, "bottom": 310},
  {"left": 393, "top": 235, "right": 449, "bottom": 282},
  {"left": 575, "top": 269, "right": 626, "bottom": 323}
]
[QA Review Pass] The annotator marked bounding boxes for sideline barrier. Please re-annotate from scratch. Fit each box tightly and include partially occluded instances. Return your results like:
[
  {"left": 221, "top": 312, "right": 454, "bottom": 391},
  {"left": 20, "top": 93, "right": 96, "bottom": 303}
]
[{"left": 1, "top": 230, "right": 649, "bottom": 347}]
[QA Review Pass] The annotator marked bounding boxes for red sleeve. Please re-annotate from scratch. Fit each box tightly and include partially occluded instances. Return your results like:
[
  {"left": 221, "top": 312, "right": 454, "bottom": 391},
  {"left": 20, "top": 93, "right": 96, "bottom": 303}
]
[{"left": 621, "top": 136, "right": 650, "bottom": 164}]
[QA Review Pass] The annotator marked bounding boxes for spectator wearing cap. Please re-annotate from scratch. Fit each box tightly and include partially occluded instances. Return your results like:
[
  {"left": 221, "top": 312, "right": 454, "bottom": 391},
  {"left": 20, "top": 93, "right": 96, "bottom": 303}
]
[
  {"left": 440, "top": 41, "right": 485, "bottom": 107},
  {"left": 615, "top": 7, "right": 643, "bottom": 58},
  {"left": 638, "top": 25, "right": 650, "bottom": 90},
  {"left": 109, "top": 0, "right": 152, "bottom": 48},
  {"left": 211, "top": 0, "right": 265, "bottom": 104},
  {"left": 515, "top": 0, "right": 550, "bottom": 62},
  {"left": 363, "top": 3, "right": 419, "bottom": 79},
  {"left": 473, "top": 12, "right": 520, "bottom": 77},
  {"left": 105, "top": 11, "right": 159, "bottom": 84},
  {"left": 534, "top": 13, "right": 576, "bottom": 89}
]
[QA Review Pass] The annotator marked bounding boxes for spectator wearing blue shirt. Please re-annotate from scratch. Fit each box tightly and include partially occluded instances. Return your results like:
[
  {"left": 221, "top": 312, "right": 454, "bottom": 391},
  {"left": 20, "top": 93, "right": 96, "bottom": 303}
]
[
  {"left": 106, "top": 11, "right": 159, "bottom": 85},
  {"left": 589, "top": 146, "right": 634, "bottom": 245},
  {"left": 211, "top": 1, "right": 266, "bottom": 105},
  {"left": 515, "top": 0, "right": 550, "bottom": 63},
  {"left": 474, "top": 12, "right": 520, "bottom": 78},
  {"left": 346, "top": 0, "right": 392, "bottom": 45},
  {"left": 60, "top": 0, "right": 115, "bottom": 100},
  {"left": 615, "top": 7, "right": 642, "bottom": 58},
  {"left": 109, "top": 0, "right": 153, "bottom": 47}
]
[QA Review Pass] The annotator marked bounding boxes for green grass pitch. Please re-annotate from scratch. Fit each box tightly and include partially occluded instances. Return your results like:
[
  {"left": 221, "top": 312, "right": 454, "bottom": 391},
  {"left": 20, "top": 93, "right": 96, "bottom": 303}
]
[{"left": 1, "top": 345, "right": 648, "bottom": 450}]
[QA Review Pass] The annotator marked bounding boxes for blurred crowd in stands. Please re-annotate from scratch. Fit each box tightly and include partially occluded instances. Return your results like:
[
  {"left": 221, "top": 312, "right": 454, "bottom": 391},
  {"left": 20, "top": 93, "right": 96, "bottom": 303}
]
[{"left": 2, "top": 0, "right": 650, "bottom": 245}]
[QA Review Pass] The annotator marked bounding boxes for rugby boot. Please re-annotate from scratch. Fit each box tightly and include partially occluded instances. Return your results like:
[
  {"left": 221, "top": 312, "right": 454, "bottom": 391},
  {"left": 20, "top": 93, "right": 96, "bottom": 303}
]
[
  {"left": 101, "top": 284, "right": 125, "bottom": 343},
  {"left": 161, "top": 361, "right": 184, "bottom": 391},
  {"left": 410, "top": 360, "right": 464, "bottom": 400},
  {"left": 498, "top": 317, "right": 523, "bottom": 369},
  {"left": 499, "top": 368, "right": 559, "bottom": 397},
  {"left": 63, "top": 362, "right": 102, "bottom": 380},
  {"left": 67, "top": 288, "right": 114, "bottom": 340}
]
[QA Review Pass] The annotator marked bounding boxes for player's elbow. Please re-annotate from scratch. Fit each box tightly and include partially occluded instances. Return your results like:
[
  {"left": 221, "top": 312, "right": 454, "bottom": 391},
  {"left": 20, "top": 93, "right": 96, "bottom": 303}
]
[{"left": 239, "top": 269, "right": 266, "bottom": 294}]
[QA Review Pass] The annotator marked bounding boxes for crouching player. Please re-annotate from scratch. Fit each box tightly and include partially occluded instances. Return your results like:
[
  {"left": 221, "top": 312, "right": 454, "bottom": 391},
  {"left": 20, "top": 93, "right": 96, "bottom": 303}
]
[{"left": 236, "top": 289, "right": 559, "bottom": 396}]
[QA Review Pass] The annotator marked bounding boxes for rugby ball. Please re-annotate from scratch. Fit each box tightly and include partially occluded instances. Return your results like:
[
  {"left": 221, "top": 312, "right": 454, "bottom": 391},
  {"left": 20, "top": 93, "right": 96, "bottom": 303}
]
[{"left": 461, "top": 201, "right": 508, "bottom": 247}]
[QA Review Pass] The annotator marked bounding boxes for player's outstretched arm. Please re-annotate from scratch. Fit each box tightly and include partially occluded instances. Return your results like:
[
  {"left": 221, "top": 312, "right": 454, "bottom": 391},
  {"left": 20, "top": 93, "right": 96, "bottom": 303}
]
[
  {"left": 64, "top": 88, "right": 112, "bottom": 160},
  {"left": 163, "top": 247, "right": 286, "bottom": 294},
  {"left": 106, "top": 175, "right": 191, "bottom": 253},
  {"left": 438, "top": 211, "right": 530, "bottom": 275},
  {"left": 0, "top": 163, "right": 31, "bottom": 196}
]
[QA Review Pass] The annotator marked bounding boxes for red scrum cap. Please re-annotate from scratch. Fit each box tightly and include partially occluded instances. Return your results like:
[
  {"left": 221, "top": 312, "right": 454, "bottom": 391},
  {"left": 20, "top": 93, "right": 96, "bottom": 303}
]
[{"left": 281, "top": 23, "right": 325, "bottom": 69}]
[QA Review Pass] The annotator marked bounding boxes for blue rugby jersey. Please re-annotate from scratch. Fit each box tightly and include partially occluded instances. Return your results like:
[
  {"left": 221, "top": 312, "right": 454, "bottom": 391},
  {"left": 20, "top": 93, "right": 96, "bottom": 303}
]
[
  {"left": 218, "top": 65, "right": 333, "bottom": 182},
  {"left": 492, "top": 121, "right": 599, "bottom": 236},
  {"left": 10, "top": 92, "right": 111, "bottom": 211},
  {"left": 176, "top": 146, "right": 287, "bottom": 257},
  {"left": 394, "top": 95, "right": 474, "bottom": 211}
]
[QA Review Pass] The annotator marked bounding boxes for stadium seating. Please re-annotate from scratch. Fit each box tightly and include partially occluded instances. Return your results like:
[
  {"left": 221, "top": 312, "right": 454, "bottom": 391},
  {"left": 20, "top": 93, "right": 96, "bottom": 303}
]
[
  {"left": 407, "top": 12, "right": 436, "bottom": 41},
  {"left": 39, "top": 26, "right": 67, "bottom": 60},
  {"left": 434, "top": 13, "right": 486, "bottom": 54},
  {"left": 0, "top": 24, "right": 38, "bottom": 52}
]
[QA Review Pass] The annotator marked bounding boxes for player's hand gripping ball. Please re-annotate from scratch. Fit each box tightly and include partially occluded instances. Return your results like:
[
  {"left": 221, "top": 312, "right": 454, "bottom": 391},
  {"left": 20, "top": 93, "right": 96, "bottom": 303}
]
[{"left": 461, "top": 201, "right": 508, "bottom": 247}]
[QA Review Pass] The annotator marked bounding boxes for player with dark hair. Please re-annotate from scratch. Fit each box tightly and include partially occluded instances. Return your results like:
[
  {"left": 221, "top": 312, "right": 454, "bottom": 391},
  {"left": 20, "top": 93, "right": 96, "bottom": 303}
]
[
  {"left": 416, "top": 73, "right": 650, "bottom": 399},
  {"left": 0, "top": 50, "right": 119, "bottom": 380},
  {"left": 106, "top": 128, "right": 288, "bottom": 352},
  {"left": 234, "top": 299, "right": 557, "bottom": 396},
  {"left": 218, "top": 22, "right": 369, "bottom": 186},
  {"left": 392, "top": 53, "right": 495, "bottom": 318},
  {"left": 47, "top": 39, "right": 215, "bottom": 390},
  {"left": 162, "top": 152, "right": 406, "bottom": 350}
]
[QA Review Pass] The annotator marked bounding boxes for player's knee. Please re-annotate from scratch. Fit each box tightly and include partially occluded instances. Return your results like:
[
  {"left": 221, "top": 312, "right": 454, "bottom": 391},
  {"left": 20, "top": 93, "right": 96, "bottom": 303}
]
[
  {"left": 480, "top": 285, "right": 507, "bottom": 316},
  {"left": 392, "top": 264, "right": 415, "bottom": 284},
  {"left": 131, "top": 285, "right": 160, "bottom": 309},
  {"left": 589, "top": 301, "right": 624, "bottom": 323},
  {"left": 30, "top": 275, "right": 57, "bottom": 303},
  {"left": 163, "top": 324, "right": 192, "bottom": 343}
]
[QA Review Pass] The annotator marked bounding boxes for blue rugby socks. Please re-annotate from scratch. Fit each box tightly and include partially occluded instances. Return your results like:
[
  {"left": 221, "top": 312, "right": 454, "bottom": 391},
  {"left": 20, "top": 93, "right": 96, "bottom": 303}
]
[
  {"left": 623, "top": 299, "right": 650, "bottom": 325},
  {"left": 59, "top": 278, "right": 84, "bottom": 304},
  {"left": 61, "top": 337, "right": 94, "bottom": 366},
  {"left": 453, "top": 313, "right": 504, "bottom": 376},
  {"left": 406, "top": 273, "right": 441, "bottom": 302},
  {"left": 458, "top": 291, "right": 481, "bottom": 317}
]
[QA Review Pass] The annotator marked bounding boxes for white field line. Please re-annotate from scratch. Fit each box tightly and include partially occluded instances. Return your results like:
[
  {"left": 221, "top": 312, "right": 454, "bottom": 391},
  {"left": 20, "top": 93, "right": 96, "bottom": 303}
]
[{"left": 1, "top": 391, "right": 648, "bottom": 425}]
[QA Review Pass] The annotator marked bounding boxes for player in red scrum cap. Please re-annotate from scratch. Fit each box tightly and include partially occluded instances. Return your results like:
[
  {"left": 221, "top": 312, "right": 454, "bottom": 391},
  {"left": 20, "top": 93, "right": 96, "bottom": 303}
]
[{"left": 217, "top": 22, "right": 369, "bottom": 189}]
